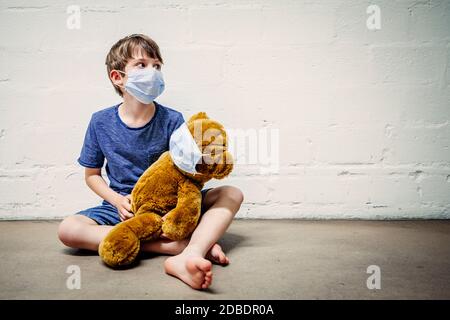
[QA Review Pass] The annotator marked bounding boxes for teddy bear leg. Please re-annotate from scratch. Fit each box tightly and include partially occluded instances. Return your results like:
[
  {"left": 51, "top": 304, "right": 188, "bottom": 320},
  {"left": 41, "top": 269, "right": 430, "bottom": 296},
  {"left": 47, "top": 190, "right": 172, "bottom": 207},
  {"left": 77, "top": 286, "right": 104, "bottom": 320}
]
[
  {"left": 125, "top": 212, "right": 163, "bottom": 241},
  {"left": 99, "top": 212, "right": 162, "bottom": 267}
]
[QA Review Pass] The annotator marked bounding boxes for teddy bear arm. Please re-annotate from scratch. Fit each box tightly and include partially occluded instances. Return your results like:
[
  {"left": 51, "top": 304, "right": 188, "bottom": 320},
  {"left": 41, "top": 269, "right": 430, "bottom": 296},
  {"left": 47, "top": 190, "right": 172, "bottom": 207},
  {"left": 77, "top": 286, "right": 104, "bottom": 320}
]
[{"left": 161, "top": 181, "right": 202, "bottom": 240}]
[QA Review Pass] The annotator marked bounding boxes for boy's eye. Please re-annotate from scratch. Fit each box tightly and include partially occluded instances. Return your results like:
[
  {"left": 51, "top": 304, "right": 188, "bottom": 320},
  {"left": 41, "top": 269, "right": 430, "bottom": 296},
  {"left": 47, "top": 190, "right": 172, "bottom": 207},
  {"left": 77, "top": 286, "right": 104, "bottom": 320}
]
[
  {"left": 137, "top": 62, "right": 145, "bottom": 68},
  {"left": 154, "top": 64, "right": 161, "bottom": 70}
]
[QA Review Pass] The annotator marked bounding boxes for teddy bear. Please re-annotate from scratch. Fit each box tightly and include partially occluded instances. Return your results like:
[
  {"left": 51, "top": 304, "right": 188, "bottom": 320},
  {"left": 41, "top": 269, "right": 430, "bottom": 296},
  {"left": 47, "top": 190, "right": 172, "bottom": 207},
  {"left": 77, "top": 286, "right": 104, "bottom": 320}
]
[{"left": 98, "top": 112, "right": 234, "bottom": 267}]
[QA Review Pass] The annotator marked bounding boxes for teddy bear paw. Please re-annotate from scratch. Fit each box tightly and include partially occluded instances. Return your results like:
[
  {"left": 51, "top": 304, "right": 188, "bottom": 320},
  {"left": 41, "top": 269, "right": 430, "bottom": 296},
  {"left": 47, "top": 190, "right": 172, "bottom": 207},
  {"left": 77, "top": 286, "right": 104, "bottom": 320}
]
[{"left": 99, "top": 226, "right": 140, "bottom": 267}]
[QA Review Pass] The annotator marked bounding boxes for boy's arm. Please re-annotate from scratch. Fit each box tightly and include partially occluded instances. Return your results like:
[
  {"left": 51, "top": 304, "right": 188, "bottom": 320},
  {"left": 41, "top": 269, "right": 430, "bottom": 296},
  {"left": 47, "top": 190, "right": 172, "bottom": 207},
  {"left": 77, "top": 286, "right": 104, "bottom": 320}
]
[{"left": 84, "top": 168, "right": 133, "bottom": 220}]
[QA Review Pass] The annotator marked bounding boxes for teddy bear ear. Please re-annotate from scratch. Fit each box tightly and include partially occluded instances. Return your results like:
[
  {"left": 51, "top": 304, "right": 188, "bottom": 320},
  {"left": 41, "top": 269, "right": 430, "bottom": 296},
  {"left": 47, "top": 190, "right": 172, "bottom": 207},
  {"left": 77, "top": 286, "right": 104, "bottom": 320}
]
[{"left": 188, "top": 112, "right": 209, "bottom": 122}]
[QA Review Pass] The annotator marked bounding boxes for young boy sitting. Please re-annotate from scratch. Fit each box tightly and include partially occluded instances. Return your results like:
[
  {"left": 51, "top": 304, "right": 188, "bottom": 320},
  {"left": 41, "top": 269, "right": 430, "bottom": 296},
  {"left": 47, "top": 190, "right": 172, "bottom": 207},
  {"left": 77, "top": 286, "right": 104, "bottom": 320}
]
[{"left": 58, "top": 34, "right": 244, "bottom": 290}]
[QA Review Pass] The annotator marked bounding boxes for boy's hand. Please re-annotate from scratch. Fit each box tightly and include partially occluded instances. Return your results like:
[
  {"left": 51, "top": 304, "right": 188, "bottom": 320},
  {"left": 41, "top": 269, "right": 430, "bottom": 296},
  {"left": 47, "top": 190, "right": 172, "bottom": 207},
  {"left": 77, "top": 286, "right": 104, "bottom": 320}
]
[
  {"left": 160, "top": 213, "right": 169, "bottom": 239},
  {"left": 115, "top": 194, "right": 134, "bottom": 221}
]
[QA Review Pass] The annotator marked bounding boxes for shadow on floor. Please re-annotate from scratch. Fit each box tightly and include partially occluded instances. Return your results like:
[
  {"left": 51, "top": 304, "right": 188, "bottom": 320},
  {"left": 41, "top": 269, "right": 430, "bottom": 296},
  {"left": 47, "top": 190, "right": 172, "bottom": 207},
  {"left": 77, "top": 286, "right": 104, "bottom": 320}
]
[{"left": 62, "top": 247, "right": 98, "bottom": 256}]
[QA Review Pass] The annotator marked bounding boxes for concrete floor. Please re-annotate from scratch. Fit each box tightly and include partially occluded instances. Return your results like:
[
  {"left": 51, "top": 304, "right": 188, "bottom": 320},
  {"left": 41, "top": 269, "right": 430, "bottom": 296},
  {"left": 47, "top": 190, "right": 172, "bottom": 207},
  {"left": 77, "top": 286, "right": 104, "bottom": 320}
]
[{"left": 0, "top": 220, "right": 449, "bottom": 299}]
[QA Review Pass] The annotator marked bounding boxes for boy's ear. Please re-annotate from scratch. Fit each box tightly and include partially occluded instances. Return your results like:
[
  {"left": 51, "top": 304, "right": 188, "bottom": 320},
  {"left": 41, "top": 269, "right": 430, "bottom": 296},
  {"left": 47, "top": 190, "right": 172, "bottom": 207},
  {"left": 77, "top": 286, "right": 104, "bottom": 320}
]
[
  {"left": 110, "top": 69, "right": 122, "bottom": 82},
  {"left": 188, "top": 112, "right": 209, "bottom": 122}
]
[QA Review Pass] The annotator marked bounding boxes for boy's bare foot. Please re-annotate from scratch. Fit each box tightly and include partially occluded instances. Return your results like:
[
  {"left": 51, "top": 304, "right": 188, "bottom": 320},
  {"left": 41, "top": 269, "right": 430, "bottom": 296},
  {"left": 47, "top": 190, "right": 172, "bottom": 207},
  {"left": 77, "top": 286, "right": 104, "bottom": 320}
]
[
  {"left": 156, "top": 239, "right": 229, "bottom": 265},
  {"left": 164, "top": 255, "right": 213, "bottom": 290},
  {"left": 206, "top": 243, "right": 230, "bottom": 265}
]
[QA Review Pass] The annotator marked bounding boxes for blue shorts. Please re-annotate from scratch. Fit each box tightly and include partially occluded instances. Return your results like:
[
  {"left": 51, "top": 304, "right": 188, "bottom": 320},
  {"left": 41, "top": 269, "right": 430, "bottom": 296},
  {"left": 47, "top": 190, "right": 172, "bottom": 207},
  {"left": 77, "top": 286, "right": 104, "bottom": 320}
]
[{"left": 76, "top": 188, "right": 213, "bottom": 226}]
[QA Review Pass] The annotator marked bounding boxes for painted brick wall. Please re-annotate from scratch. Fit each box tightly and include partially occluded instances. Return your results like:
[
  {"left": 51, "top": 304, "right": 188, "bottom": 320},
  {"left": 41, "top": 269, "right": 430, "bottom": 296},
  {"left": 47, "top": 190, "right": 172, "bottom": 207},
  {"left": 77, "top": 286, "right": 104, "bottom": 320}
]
[{"left": 0, "top": 0, "right": 449, "bottom": 219}]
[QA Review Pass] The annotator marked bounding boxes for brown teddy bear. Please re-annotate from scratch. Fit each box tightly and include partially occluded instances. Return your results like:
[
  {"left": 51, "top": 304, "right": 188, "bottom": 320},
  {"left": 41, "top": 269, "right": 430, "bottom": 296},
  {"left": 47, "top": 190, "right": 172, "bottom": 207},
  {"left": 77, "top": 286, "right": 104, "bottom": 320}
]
[{"left": 98, "top": 112, "right": 234, "bottom": 267}]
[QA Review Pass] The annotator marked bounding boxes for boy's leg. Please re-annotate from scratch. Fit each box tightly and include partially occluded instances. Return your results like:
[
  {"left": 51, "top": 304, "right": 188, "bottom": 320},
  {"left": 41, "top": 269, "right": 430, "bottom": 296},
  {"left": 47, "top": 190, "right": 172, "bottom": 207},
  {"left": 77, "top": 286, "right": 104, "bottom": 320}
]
[
  {"left": 164, "top": 185, "right": 244, "bottom": 290},
  {"left": 58, "top": 213, "right": 223, "bottom": 257},
  {"left": 58, "top": 215, "right": 112, "bottom": 251},
  {"left": 58, "top": 215, "right": 194, "bottom": 255}
]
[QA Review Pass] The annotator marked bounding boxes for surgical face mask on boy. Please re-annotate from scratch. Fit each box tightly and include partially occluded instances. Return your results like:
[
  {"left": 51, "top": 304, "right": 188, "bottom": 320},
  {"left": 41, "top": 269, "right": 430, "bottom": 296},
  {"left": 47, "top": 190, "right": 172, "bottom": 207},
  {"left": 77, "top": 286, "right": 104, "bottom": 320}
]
[{"left": 117, "top": 66, "right": 165, "bottom": 104}]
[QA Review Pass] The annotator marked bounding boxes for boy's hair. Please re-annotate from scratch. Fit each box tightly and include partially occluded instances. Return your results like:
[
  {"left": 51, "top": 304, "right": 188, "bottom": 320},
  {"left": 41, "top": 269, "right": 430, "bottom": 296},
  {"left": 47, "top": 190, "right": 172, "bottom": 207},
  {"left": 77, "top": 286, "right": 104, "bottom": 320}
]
[{"left": 105, "top": 34, "right": 164, "bottom": 97}]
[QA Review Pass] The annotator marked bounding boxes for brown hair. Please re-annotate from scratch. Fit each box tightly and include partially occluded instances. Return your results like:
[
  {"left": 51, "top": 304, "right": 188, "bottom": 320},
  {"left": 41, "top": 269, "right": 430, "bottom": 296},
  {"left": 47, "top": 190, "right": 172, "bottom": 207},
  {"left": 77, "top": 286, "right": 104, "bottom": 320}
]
[{"left": 105, "top": 34, "right": 164, "bottom": 96}]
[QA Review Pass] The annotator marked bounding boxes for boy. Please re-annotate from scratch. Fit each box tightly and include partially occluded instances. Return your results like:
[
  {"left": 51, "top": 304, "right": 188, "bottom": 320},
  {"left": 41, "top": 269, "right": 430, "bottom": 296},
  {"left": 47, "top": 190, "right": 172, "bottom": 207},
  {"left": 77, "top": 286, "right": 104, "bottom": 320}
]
[{"left": 58, "top": 34, "right": 244, "bottom": 290}]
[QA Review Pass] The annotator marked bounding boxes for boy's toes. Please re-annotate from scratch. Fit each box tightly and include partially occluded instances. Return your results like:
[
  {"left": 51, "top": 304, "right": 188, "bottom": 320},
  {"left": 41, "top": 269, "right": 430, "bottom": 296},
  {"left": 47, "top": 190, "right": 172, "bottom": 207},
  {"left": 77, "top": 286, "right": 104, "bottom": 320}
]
[
  {"left": 203, "top": 276, "right": 212, "bottom": 289},
  {"left": 206, "top": 243, "right": 230, "bottom": 265}
]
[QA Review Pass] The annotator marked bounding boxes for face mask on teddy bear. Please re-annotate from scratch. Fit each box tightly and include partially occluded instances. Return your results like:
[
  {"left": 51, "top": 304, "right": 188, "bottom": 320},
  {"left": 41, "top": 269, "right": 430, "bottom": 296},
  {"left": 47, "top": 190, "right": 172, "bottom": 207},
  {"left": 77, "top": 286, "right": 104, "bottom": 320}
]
[
  {"left": 169, "top": 123, "right": 202, "bottom": 175},
  {"left": 169, "top": 122, "right": 226, "bottom": 175}
]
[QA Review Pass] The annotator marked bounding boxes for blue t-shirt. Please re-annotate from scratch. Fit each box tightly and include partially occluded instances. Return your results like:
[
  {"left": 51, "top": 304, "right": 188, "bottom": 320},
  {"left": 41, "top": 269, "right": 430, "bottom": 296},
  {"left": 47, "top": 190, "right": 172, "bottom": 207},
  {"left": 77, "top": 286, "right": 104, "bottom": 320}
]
[{"left": 77, "top": 101, "right": 185, "bottom": 205}]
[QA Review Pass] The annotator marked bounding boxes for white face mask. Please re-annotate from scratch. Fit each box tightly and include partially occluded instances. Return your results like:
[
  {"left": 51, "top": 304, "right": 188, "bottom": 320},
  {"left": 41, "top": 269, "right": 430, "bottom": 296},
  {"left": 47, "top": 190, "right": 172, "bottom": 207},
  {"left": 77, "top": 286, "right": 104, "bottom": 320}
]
[
  {"left": 169, "top": 123, "right": 202, "bottom": 175},
  {"left": 117, "top": 67, "right": 165, "bottom": 104}
]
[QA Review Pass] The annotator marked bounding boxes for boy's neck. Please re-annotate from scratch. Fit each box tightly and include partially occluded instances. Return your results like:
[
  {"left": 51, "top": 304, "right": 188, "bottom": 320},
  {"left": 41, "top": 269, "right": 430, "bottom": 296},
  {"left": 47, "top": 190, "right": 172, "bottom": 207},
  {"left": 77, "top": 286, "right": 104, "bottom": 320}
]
[{"left": 120, "top": 94, "right": 156, "bottom": 126}]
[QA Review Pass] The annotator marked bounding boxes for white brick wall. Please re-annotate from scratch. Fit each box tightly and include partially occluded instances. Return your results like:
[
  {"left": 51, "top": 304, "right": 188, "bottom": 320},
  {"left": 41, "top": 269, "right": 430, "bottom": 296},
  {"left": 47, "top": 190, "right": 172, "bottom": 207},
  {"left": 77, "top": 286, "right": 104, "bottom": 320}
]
[{"left": 0, "top": 0, "right": 449, "bottom": 220}]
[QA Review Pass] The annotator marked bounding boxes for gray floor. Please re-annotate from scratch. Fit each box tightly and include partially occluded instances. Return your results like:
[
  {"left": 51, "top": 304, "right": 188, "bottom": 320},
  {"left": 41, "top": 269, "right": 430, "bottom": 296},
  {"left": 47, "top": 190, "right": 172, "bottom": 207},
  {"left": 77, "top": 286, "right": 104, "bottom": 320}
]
[{"left": 0, "top": 219, "right": 449, "bottom": 299}]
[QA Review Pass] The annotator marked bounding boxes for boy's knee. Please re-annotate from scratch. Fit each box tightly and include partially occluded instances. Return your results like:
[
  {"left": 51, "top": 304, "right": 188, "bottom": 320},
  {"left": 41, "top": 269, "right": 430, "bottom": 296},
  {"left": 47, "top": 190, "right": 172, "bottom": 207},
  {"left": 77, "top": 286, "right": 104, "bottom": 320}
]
[
  {"left": 221, "top": 186, "right": 244, "bottom": 207},
  {"left": 57, "top": 216, "right": 83, "bottom": 248}
]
